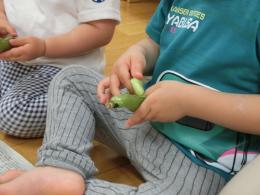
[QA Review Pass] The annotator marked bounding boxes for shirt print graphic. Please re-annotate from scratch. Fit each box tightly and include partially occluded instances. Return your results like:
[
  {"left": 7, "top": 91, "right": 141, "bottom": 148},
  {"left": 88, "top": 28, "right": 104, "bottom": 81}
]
[{"left": 166, "top": 6, "right": 206, "bottom": 33}]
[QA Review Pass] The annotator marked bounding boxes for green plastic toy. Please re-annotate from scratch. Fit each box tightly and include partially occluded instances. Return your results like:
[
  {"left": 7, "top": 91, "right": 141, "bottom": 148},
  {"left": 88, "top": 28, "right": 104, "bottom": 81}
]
[
  {"left": 0, "top": 35, "right": 13, "bottom": 53},
  {"left": 107, "top": 78, "right": 145, "bottom": 112}
]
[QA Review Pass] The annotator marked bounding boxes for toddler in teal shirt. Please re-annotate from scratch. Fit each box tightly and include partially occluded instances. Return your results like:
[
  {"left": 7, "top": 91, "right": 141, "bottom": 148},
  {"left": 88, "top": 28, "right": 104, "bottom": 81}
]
[{"left": 0, "top": 0, "right": 259, "bottom": 194}]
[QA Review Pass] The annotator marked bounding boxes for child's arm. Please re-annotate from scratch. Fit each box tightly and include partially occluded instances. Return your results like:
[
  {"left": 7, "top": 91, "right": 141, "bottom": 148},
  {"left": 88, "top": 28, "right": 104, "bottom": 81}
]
[
  {"left": 20, "top": 20, "right": 115, "bottom": 58},
  {"left": 43, "top": 20, "right": 117, "bottom": 58},
  {"left": 0, "top": 19, "right": 117, "bottom": 61},
  {"left": 181, "top": 84, "right": 260, "bottom": 134},
  {"left": 126, "top": 81, "right": 260, "bottom": 135}
]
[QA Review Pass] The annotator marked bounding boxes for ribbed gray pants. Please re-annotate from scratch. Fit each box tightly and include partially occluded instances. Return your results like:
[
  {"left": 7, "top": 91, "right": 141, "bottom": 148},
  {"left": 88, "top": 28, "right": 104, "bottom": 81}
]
[{"left": 36, "top": 66, "right": 226, "bottom": 195}]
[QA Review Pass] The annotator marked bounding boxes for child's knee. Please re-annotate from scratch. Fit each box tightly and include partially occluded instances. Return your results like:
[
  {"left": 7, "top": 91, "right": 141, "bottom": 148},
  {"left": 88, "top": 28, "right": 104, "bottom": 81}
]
[
  {"left": 50, "top": 65, "right": 102, "bottom": 91},
  {"left": 0, "top": 96, "right": 45, "bottom": 137}
]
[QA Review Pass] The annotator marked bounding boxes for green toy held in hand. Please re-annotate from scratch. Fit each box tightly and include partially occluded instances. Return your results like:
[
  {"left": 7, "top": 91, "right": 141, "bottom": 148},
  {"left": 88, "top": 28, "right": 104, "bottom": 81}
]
[
  {"left": 0, "top": 35, "right": 13, "bottom": 53},
  {"left": 107, "top": 78, "right": 146, "bottom": 112}
]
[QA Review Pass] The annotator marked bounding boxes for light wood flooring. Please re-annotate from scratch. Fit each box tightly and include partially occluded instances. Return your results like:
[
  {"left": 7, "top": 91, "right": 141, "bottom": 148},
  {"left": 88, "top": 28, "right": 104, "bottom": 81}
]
[{"left": 0, "top": 0, "right": 159, "bottom": 187}]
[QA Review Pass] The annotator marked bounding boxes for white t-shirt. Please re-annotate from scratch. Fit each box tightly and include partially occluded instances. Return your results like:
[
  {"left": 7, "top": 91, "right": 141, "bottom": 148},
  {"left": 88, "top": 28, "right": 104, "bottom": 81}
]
[{"left": 3, "top": 0, "right": 120, "bottom": 72}]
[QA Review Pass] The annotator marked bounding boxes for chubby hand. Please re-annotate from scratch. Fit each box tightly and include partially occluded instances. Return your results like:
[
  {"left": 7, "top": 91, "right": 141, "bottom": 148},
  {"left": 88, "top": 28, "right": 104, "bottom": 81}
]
[
  {"left": 97, "top": 48, "right": 146, "bottom": 104},
  {"left": 0, "top": 36, "right": 45, "bottom": 61},
  {"left": 109, "top": 49, "right": 145, "bottom": 96},
  {"left": 125, "top": 80, "right": 188, "bottom": 128}
]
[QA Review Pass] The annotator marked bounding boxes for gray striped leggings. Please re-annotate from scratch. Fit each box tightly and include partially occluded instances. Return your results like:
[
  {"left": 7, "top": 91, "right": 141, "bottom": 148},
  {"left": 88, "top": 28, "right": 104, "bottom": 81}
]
[{"left": 37, "top": 66, "right": 226, "bottom": 195}]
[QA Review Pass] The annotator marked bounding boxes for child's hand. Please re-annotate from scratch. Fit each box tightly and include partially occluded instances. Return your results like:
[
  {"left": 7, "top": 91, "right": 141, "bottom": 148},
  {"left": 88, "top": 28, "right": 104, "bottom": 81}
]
[
  {"left": 125, "top": 81, "right": 188, "bottom": 128},
  {"left": 0, "top": 36, "right": 45, "bottom": 61},
  {"left": 98, "top": 38, "right": 158, "bottom": 105},
  {"left": 109, "top": 46, "right": 146, "bottom": 96},
  {"left": 97, "top": 47, "right": 146, "bottom": 104},
  {"left": 97, "top": 77, "right": 111, "bottom": 104},
  {"left": 0, "top": 18, "right": 17, "bottom": 37}
]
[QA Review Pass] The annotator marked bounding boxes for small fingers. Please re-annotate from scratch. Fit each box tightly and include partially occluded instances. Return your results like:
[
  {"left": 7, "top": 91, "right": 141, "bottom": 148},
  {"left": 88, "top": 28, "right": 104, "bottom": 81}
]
[
  {"left": 117, "top": 68, "right": 132, "bottom": 93},
  {"left": 112, "top": 61, "right": 132, "bottom": 92},
  {"left": 125, "top": 100, "right": 150, "bottom": 128},
  {"left": 109, "top": 74, "right": 121, "bottom": 96},
  {"left": 97, "top": 78, "right": 111, "bottom": 104},
  {"left": 0, "top": 27, "right": 14, "bottom": 37},
  {"left": 0, "top": 48, "right": 23, "bottom": 61},
  {"left": 130, "top": 63, "right": 144, "bottom": 80},
  {"left": 6, "top": 27, "right": 17, "bottom": 36},
  {"left": 9, "top": 37, "right": 27, "bottom": 47},
  {"left": 144, "top": 84, "right": 158, "bottom": 97},
  {"left": 0, "top": 28, "right": 8, "bottom": 36}
]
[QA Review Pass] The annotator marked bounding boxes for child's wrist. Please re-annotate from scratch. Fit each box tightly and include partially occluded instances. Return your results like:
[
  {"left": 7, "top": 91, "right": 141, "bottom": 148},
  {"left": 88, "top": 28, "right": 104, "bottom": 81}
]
[
  {"left": 176, "top": 82, "right": 191, "bottom": 117},
  {"left": 181, "top": 84, "right": 205, "bottom": 118}
]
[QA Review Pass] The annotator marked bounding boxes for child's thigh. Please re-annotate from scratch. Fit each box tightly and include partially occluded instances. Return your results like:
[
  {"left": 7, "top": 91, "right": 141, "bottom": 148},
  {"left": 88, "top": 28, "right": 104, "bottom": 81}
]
[
  {"left": 0, "top": 64, "right": 60, "bottom": 137},
  {"left": 0, "top": 61, "right": 60, "bottom": 96},
  {"left": 0, "top": 61, "right": 37, "bottom": 96},
  {"left": 0, "top": 65, "right": 60, "bottom": 111}
]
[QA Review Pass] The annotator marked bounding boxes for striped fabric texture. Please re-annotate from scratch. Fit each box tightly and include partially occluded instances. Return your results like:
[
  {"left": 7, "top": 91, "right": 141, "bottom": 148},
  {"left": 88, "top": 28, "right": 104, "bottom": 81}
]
[
  {"left": 0, "top": 60, "right": 60, "bottom": 138},
  {"left": 37, "top": 66, "right": 226, "bottom": 195}
]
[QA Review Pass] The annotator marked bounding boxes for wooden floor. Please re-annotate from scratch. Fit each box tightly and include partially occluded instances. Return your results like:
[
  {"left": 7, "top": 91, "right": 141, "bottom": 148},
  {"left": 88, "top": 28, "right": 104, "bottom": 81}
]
[{"left": 0, "top": 0, "right": 159, "bottom": 187}]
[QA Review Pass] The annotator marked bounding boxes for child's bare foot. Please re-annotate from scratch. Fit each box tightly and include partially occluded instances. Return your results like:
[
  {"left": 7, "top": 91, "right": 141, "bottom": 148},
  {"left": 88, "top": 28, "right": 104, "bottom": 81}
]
[{"left": 0, "top": 166, "right": 85, "bottom": 195}]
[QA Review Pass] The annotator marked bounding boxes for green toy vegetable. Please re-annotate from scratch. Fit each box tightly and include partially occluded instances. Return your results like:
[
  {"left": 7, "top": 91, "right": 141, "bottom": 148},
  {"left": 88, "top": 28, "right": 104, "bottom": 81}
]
[
  {"left": 107, "top": 78, "right": 145, "bottom": 112},
  {"left": 131, "top": 78, "right": 144, "bottom": 96},
  {"left": 107, "top": 93, "right": 145, "bottom": 112},
  {"left": 0, "top": 35, "right": 13, "bottom": 53}
]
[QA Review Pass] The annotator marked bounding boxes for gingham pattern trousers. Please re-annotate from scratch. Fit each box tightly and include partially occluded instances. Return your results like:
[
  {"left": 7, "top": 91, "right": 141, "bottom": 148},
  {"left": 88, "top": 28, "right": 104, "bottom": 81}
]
[
  {"left": 0, "top": 60, "right": 60, "bottom": 138},
  {"left": 37, "top": 66, "right": 226, "bottom": 195}
]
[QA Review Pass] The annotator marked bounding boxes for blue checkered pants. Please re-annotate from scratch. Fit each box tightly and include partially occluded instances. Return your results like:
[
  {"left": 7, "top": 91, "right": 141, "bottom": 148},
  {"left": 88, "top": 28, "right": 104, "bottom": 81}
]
[{"left": 0, "top": 60, "right": 60, "bottom": 138}]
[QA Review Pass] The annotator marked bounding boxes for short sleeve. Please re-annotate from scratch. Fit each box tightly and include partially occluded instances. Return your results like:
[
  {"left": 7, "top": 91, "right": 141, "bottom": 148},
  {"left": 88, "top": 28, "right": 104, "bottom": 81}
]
[
  {"left": 76, "top": 0, "right": 120, "bottom": 23},
  {"left": 146, "top": 0, "right": 172, "bottom": 44}
]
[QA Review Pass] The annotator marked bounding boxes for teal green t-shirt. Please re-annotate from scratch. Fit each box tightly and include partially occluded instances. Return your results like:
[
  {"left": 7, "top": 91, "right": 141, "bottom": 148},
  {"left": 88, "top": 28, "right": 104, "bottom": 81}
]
[{"left": 146, "top": 0, "right": 260, "bottom": 176}]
